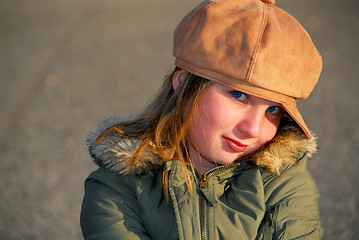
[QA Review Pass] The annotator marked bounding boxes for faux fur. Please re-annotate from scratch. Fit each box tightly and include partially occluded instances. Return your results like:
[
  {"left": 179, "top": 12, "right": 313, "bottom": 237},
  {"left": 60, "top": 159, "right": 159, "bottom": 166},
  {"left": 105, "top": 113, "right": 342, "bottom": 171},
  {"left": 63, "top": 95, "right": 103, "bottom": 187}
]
[
  {"left": 87, "top": 117, "right": 163, "bottom": 175},
  {"left": 251, "top": 125, "right": 317, "bottom": 174},
  {"left": 87, "top": 117, "right": 317, "bottom": 175}
]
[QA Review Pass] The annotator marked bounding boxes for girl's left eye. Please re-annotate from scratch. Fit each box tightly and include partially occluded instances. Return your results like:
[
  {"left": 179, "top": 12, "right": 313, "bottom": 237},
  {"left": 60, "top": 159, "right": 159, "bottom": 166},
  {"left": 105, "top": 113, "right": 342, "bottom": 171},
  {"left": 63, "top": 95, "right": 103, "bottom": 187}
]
[
  {"left": 231, "top": 91, "right": 247, "bottom": 101},
  {"left": 267, "top": 106, "right": 282, "bottom": 115}
]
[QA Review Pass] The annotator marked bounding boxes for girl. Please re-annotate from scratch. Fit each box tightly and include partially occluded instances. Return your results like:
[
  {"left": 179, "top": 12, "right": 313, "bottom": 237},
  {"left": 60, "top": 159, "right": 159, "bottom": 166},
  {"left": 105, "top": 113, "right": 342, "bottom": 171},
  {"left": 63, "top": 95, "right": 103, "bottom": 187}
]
[{"left": 81, "top": 0, "right": 323, "bottom": 239}]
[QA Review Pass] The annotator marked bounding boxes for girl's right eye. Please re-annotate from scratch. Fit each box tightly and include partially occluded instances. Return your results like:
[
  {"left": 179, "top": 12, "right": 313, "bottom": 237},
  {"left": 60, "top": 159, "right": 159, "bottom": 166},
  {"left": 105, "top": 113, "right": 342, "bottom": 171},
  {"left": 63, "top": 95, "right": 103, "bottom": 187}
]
[{"left": 231, "top": 91, "right": 247, "bottom": 101}]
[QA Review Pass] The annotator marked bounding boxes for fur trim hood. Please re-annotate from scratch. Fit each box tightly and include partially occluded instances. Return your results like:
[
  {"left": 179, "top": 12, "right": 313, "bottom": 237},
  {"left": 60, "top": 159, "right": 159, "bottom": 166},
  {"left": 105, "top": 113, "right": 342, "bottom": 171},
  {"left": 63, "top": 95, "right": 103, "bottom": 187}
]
[{"left": 88, "top": 117, "right": 317, "bottom": 175}]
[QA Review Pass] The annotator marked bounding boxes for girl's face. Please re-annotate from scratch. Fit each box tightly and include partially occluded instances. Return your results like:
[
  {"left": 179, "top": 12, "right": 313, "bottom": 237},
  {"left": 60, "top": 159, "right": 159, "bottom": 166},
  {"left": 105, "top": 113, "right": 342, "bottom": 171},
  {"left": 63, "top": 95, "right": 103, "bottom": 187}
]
[{"left": 187, "top": 83, "right": 284, "bottom": 174}]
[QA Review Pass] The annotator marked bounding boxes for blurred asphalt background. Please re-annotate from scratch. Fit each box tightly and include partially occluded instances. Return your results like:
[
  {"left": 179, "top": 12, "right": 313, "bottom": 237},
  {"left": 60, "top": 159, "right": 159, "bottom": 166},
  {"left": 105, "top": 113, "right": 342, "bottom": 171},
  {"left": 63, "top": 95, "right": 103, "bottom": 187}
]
[{"left": 1, "top": 0, "right": 358, "bottom": 239}]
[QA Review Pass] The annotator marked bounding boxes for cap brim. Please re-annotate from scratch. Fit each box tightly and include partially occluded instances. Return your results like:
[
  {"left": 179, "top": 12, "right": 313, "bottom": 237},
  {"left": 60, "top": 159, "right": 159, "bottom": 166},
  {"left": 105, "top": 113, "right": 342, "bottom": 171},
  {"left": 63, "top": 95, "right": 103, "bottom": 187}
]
[
  {"left": 234, "top": 82, "right": 312, "bottom": 139},
  {"left": 281, "top": 103, "right": 312, "bottom": 139},
  {"left": 231, "top": 81, "right": 312, "bottom": 139},
  {"left": 176, "top": 62, "right": 312, "bottom": 139}
]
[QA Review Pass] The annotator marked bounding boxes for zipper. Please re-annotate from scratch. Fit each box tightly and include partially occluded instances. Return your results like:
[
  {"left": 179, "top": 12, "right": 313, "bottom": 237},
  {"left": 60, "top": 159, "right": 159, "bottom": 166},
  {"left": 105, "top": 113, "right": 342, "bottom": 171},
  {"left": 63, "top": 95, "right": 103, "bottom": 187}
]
[
  {"left": 200, "top": 162, "right": 242, "bottom": 188},
  {"left": 199, "top": 162, "right": 242, "bottom": 240},
  {"left": 200, "top": 174, "right": 208, "bottom": 240},
  {"left": 201, "top": 195, "right": 207, "bottom": 240}
]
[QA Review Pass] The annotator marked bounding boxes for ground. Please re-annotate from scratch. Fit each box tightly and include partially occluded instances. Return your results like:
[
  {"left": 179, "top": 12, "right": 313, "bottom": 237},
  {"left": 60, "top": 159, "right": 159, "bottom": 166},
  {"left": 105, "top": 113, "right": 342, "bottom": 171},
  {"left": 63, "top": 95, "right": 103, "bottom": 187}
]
[{"left": 0, "top": 0, "right": 358, "bottom": 239}]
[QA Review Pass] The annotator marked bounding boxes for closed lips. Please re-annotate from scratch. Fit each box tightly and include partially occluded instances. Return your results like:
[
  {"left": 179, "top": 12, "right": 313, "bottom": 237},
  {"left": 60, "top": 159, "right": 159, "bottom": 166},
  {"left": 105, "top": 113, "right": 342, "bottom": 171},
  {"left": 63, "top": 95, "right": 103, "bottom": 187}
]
[{"left": 223, "top": 136, "right": 248, "bottom": 153}]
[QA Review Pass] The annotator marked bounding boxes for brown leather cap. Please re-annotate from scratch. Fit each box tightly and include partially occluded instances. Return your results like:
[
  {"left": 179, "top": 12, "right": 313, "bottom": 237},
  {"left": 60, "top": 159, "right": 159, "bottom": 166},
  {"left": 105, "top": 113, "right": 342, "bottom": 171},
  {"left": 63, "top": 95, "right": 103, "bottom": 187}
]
[{"left": 173, "top": 0, "right": 322, "bottom": 139}]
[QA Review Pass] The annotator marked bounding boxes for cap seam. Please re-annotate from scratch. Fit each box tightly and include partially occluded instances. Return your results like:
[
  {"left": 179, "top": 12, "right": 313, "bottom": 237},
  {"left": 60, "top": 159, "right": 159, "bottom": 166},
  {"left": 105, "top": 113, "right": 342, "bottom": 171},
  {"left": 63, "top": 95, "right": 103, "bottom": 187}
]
[
  {"left": 185, "top": 2, "right": 218, "bottom": 50},
  {"left": 204, "top": 1, "right": 218, "bottom": 10},
  {"left": 175, "top": 58, "right": 296, "bottom": 105},
  {"left": 245, "top": 3, "right": 268, "bottom": 83}
]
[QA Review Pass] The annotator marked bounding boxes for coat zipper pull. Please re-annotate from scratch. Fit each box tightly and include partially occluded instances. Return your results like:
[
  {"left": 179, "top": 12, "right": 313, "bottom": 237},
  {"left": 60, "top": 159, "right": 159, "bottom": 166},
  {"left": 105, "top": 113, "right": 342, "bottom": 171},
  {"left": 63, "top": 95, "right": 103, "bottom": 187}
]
[{"left": 200, "top": 174, "right": 208, "bottom": 188}]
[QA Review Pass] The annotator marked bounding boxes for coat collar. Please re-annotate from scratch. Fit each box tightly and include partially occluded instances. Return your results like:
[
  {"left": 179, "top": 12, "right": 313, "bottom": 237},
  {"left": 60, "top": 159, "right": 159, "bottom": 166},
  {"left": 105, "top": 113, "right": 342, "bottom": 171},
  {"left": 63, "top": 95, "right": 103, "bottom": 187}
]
[{"left": 87, "top": 117, "right": 317, "bottom": 175}]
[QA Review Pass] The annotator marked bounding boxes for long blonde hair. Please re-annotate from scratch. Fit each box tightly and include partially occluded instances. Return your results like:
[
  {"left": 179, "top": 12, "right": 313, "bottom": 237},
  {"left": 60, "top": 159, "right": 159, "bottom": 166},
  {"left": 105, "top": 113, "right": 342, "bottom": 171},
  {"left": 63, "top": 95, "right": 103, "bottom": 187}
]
[{"left": 98, "top": 67, "right": 211, "bottom": 193}]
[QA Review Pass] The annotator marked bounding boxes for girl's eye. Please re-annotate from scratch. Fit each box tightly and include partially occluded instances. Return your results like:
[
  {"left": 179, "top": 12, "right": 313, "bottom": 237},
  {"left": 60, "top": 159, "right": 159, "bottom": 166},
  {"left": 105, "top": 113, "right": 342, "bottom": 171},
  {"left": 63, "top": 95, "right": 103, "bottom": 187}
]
[
  {"left": 231, "top": 91, "right": 247, "bottom": 101},
  {"left": 267, "top": 106, "right": 282, "bottom": 115}
]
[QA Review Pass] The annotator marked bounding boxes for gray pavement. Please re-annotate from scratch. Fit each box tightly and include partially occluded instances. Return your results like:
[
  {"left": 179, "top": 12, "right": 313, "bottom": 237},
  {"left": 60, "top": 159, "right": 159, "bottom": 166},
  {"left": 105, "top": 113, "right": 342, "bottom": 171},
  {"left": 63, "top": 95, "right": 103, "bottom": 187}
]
[{"left": 1, "top": 0, "right": 358, "bottom": 239}]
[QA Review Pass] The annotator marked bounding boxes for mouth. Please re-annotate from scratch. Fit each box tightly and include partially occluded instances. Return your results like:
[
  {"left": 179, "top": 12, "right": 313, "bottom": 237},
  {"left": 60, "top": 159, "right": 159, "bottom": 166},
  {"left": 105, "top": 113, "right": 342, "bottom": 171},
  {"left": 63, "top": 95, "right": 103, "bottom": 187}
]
[{"left": 222, "top": 136, "right": 248, "bottom": 153}]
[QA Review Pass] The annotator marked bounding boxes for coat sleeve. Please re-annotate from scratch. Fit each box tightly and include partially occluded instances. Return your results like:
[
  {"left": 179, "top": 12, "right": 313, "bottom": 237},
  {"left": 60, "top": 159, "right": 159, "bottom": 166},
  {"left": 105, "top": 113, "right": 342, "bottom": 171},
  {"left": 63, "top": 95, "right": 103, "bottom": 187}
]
[
  {"left": 80, "top": 170, "right": 151, "bottom": 240},
  {"left": 262, "top": 156, "right": 324, "bottom": 239}
]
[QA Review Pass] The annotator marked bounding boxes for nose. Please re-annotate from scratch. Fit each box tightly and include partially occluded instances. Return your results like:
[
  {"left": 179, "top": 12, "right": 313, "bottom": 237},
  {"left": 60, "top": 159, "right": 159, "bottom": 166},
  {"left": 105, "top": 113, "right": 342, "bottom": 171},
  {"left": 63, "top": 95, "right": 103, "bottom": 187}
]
[{"left": 236, "top": 107, "right": 265, "bottom": 138}]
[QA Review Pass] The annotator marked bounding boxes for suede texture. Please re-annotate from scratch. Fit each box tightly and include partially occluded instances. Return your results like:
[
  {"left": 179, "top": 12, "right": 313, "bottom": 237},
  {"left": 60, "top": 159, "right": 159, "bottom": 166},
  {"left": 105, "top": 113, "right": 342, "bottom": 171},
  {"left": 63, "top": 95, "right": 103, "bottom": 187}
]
[{"left": 173, "top": 0, "right": 322, "bottom": 139}]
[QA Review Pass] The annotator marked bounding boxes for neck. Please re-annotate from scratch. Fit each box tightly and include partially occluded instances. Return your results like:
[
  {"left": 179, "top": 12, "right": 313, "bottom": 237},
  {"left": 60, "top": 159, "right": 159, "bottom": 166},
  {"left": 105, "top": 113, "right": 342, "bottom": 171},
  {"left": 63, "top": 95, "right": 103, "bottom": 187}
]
[{"left": 188, "top": 144, "right": 219, "bottom": 175}]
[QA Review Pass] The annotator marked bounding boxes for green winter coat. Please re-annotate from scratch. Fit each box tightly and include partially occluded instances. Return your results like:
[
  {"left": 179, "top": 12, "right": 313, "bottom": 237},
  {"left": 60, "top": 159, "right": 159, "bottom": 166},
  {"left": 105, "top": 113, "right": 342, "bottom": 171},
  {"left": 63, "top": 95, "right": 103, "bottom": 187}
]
[{"left": 80, "top": 118, "right": 323, "bottom": 240}]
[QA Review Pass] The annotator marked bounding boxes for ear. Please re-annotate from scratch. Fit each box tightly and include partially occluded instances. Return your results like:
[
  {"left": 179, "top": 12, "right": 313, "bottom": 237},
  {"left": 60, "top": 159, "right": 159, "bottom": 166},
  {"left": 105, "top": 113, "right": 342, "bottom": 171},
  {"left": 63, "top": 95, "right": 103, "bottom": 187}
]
[{"left": 172, "top": 70, "right": 187, "bottom": 91}]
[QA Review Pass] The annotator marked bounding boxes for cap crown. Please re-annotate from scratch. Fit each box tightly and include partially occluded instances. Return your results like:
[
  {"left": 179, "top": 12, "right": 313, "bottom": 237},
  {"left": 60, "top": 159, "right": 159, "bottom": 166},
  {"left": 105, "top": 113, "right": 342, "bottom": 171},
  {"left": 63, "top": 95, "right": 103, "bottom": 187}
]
[{"left": 173, "top": 0, "right": 322, "bottom": 100}]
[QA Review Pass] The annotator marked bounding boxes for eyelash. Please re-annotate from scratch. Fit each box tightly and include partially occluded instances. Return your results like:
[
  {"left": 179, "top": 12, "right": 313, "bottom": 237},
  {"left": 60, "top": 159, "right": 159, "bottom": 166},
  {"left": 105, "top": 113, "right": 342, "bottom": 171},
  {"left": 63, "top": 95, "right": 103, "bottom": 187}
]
[
  {"left": 231, "top": 91, "right": 247, "bottom": 101},
  {"left": 267, "top": 106, "right": 282, "bottom": 115},
  {"left": 231, "top": 91, "right": 282, "bottom": 115}
]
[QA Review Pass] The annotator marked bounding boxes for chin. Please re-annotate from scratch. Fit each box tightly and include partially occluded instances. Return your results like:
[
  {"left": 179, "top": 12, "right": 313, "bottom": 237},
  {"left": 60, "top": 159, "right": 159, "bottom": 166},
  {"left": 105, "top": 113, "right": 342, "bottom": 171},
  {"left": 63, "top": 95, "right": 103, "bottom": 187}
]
[{"left": 216, "top": 155, "right": 240, "bottom": 165}]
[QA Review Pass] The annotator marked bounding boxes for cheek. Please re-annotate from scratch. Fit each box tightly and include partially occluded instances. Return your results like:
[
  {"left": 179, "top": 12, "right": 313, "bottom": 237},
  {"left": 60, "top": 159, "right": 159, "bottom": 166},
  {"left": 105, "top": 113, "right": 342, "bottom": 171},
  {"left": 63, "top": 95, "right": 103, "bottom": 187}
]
[
  {"left": 187, "top": 86, "right": 235, "bottom": 149},
  {"left": 187, "top": 105, "right": 208, "bottom": 147},
  {"left": 188, "top": 101, "right": 225, "bottom": 145},
  {"left": 258, "top": 121, "right": 279, "bottom": 144},
  {"left": 189, "top": 106, "right": 215, "bottom": 141}
]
